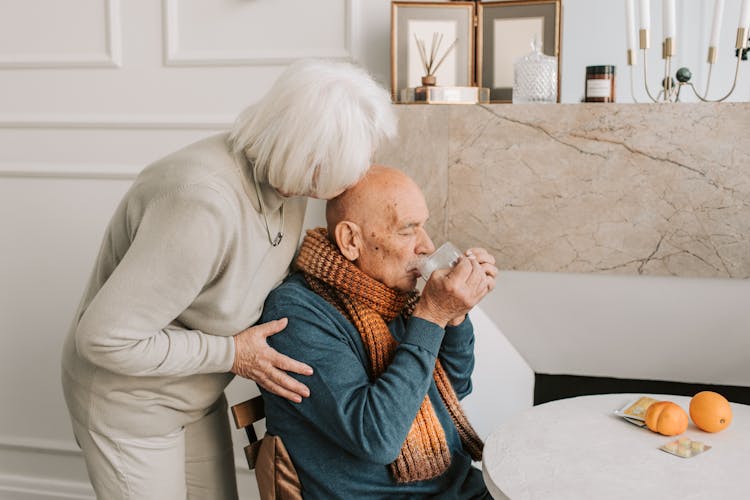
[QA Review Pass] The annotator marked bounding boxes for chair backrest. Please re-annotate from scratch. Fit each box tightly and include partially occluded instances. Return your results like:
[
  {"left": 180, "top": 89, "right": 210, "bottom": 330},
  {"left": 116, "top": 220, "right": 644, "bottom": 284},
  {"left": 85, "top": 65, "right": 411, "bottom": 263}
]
[{"left": 231, "top": 395, "right": 266, "bottom": 470}]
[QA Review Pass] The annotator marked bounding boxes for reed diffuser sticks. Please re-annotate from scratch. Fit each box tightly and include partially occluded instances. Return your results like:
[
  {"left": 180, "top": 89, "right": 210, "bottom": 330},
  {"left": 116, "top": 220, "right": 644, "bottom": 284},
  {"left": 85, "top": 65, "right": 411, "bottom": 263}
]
[{"left": 414, "top": 32, "right": 458, "bottom": 82}]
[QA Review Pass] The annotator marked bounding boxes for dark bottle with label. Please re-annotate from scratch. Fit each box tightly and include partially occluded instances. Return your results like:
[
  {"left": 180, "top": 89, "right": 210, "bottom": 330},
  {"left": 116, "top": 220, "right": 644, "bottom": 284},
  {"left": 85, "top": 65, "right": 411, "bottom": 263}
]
[{"left": 585, "top": 65, "right": 616, "bottom": 102}]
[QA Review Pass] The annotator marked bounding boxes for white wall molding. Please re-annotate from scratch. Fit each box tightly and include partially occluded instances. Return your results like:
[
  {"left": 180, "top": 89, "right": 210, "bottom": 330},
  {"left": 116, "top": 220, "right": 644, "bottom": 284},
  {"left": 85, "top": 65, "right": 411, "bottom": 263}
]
[
  {"left": 0, "top": 474, "right": 94, "bottom": 500},
  {"left": 162, "top": 0, "right": 353, "bottom": 66},
  {"left": 0, "top": 435, "right": 250, "bottom": 500},
  {"left": 0, "top": 470, "right": 251, "bottom": 500},
  {"left": 0, "top": 435, "right": 81, "bottom": 456},
  {"left": 0, "top": 162, "right": 141, "bottom": 180},
  {"left": 0, "top": 0, "right": 122, "bottom": 69},
  {"left": 0, "top": 436, "right": 93, "bottom": 500},
  {"left": 0, "top": 114, "right": 233, "bottom": 130},
  {"left": 0, "top": 115, "right": 232, "bottom": 180}
]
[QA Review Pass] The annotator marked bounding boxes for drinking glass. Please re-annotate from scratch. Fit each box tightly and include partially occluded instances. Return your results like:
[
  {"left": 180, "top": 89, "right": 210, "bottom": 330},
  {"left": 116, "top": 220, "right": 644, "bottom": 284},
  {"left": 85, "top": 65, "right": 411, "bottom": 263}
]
[{"left": 417, "top": 241, "right": 462, "bottom": 280}]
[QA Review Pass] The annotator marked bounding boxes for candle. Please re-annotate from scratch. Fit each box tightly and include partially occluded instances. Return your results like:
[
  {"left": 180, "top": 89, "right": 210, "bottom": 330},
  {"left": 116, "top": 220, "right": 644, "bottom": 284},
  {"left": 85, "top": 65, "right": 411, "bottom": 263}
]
[
  {"left": 663, "top": 0, "right": 676, "bottom": 40},
  {"left": 741, "top": 0, "right": 750, "bottom": 31},
  {"left": 710, "top": 0, "right": 725, "bottom": 48},
  {"left": 626, "top": 0, "right": 636, "bottom": 50},
  {"left": 639, "top": 0, "right": 650, "bottom": 31}
]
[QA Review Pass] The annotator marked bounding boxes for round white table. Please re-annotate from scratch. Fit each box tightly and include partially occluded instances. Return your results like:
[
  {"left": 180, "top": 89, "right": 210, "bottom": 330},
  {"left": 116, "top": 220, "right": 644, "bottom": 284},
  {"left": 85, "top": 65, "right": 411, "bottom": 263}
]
[{"left": 482, "top": 393, "right": 750, "bottom": 500}]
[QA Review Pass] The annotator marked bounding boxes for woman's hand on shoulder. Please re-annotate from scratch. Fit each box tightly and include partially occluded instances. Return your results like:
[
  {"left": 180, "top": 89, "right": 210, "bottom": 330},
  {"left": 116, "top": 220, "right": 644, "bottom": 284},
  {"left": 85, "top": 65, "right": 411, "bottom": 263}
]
[{"left": 231, "top": 318, "right": 313, "bottom": 403}]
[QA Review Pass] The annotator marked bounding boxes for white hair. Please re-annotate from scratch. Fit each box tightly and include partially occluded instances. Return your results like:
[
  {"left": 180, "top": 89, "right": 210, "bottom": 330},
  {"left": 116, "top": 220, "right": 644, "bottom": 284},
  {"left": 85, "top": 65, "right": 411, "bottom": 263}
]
[{"left": 229, "top": 59, "right": 397, "bottom": 198}]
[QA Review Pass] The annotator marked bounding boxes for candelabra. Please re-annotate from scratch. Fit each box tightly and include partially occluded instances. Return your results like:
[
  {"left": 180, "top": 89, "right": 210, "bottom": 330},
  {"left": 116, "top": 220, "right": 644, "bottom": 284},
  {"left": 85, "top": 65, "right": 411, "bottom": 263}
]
[{"left": 625, "top": 0, "right": 750, "bottom": 103}]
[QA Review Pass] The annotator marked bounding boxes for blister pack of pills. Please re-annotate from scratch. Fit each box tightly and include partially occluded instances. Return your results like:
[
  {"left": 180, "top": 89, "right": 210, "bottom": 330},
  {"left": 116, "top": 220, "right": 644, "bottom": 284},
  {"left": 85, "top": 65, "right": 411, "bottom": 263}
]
[{"left": 660, "top": 436, "right": 711, "bottom": 458}]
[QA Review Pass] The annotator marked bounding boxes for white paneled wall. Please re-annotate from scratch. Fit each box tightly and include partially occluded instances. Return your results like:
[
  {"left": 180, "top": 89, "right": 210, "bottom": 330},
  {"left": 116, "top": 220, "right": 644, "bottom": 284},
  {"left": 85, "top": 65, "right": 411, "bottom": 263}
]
[
  {"left": 0, "top": 0, "right": 121, "bottom": 69},
  {"left": 163, "top": 0, "right": 352, "bottom": 65},
  {"left": 1, "top": 1, "right": 748, "bottom": 499},
  {"left": 0, "top": 177, "right": 134, "bottom": 500}
]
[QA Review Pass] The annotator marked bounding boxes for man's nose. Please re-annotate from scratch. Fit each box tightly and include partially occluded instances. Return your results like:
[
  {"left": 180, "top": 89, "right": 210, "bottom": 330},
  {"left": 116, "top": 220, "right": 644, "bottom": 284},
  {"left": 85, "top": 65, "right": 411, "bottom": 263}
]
[{"left": 417, "top": 228, "right": 435, "bottom": 255}]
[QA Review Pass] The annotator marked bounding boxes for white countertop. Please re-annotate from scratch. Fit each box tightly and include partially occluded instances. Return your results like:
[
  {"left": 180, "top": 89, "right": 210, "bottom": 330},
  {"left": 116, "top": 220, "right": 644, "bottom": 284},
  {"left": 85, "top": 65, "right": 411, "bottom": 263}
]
[{"left": 482, "top": 393, "right": 750, "bottom": 500}]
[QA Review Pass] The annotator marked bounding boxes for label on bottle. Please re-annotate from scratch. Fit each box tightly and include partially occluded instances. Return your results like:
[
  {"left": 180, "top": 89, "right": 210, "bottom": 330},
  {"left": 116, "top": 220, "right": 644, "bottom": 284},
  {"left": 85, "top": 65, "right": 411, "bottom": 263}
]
[{"left": 586, "top": 79, "right": 611, "bottom": 98}]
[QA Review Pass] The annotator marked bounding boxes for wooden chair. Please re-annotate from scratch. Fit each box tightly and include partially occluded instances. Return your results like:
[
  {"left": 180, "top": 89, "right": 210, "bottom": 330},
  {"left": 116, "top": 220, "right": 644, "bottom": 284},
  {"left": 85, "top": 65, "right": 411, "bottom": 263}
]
[
  {"left": 231, "top": 396, "right": 302, "bottom": 499},
  {"left": 231, "top": 395, "right": 266, "bottom": 470}
]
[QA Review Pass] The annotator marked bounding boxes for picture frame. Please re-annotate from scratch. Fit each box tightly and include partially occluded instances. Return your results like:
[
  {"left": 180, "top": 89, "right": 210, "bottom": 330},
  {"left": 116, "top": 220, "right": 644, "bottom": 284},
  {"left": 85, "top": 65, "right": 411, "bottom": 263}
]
[
  {"left": 391, "top": 1, "right": 476, "bottom": 102},
  {"left": 477, "top": 0, "right": 561, "bottom": 103}
]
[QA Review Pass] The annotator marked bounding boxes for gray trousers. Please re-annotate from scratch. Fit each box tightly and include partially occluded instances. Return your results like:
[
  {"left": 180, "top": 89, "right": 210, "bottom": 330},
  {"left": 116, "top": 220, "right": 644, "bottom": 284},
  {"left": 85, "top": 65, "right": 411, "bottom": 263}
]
[{"left": 72, "top": 395, "right": 239, "bottom": 500}]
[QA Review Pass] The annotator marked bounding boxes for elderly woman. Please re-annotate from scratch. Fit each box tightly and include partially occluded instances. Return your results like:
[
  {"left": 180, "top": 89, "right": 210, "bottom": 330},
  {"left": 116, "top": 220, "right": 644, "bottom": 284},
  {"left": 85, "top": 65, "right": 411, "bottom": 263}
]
[{"left": 60, "top": 59, "right": 396, "bottom": 499}]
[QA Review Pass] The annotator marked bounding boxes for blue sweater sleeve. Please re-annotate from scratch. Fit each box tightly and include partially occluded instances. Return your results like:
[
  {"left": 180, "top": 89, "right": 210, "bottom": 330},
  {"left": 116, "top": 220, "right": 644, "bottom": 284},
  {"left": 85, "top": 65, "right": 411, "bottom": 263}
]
[
  {"left": 261, "top": 283, "right": 445, "bottom": 465},
  {"left": 438, "top": 317, "right": 476, "bottom": 400}
]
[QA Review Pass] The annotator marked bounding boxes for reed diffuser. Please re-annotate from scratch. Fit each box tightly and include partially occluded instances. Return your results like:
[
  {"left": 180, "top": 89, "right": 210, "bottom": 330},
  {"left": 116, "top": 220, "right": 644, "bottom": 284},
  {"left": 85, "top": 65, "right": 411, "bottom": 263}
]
[{"left": 413, "top": 32, "right": 457, "bottom": 86}]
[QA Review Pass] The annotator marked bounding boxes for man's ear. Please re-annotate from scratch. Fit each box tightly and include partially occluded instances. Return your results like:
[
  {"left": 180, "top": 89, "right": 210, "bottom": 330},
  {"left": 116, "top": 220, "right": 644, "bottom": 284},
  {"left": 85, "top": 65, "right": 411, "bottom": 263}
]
[{"left": 334, "top": 221, "right": 361, "bottom": 261}]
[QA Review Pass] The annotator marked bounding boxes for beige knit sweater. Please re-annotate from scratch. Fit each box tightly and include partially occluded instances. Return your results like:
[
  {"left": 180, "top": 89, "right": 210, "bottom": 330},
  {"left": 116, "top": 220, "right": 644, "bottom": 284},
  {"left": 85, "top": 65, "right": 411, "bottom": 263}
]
[{"left": 61, "top": 133, "right": 306, "bottom": 438}]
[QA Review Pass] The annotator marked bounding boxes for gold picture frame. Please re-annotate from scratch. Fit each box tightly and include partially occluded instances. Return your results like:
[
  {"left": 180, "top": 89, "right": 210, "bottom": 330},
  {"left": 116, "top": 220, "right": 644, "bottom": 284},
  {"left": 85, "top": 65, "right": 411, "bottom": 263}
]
[
  {"left": 477, "top": 0, "right": 562, "bottom": 103},
  {"left": 390, "top": 1, "right": 476, "bottom": 102}
]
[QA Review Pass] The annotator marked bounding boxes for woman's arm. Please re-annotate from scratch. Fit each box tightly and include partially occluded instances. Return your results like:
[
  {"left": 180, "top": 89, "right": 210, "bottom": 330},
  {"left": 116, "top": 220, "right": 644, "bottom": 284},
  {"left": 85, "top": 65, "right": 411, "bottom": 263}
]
[{"left": 75, "top": 185, "right": 235, "bottom": 377}]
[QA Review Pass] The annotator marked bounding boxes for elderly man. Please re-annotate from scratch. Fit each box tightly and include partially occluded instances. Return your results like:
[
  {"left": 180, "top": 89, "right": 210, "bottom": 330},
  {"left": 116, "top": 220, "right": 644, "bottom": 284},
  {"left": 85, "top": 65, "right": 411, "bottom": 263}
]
[{"left": 258, "top": 165, "right": 497, "bottom": 499}]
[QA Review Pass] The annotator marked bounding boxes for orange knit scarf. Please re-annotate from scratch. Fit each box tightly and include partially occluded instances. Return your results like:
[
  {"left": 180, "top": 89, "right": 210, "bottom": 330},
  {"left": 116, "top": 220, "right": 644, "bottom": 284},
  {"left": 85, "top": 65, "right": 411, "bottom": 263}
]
[{"left": 295, "top": 228, "right": 483, "bottom": 483}]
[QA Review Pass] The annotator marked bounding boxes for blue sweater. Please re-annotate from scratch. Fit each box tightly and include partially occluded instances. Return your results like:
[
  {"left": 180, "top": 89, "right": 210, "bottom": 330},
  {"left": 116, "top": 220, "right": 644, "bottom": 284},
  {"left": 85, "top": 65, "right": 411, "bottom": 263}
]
[{"left": 259, "top": 273, "right": 489, "bottom": 500}]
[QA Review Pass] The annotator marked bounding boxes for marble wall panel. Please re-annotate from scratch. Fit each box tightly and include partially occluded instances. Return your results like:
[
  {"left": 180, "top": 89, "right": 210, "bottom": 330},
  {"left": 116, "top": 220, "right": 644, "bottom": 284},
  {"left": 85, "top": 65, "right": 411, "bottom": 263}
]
[
  {"left": 375, "top": 105, "right": 452, "bottom": 245},
  {"left": 375, "top": 103, "right": 750, "bottom": 279}
]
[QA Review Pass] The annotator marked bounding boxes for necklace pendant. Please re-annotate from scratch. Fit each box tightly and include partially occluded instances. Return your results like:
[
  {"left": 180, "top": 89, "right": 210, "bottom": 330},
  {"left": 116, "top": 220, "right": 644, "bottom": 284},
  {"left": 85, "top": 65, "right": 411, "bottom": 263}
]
[{"left": 250, "top": 163, "right": 285, "bottom": 247}]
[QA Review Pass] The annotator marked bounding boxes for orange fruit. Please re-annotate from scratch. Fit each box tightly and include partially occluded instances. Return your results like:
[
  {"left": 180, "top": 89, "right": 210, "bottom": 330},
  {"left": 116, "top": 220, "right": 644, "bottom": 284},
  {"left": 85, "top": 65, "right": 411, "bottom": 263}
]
[
  {"left": 645, "top": 401, "right": 689, "bottom": 436},
  {"left": 689, "top": 391, "right": 732, "bottom": 433}
]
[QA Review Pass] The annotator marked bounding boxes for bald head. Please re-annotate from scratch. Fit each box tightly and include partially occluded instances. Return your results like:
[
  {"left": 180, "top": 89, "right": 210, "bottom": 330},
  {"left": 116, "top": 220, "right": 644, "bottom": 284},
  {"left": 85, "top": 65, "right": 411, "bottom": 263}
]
[
  {"left": 326, "top": 165, "right": 418, "bottom": 234},
  {"left": 325, "top": 165, "right": 435, "bottom": 291}
]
